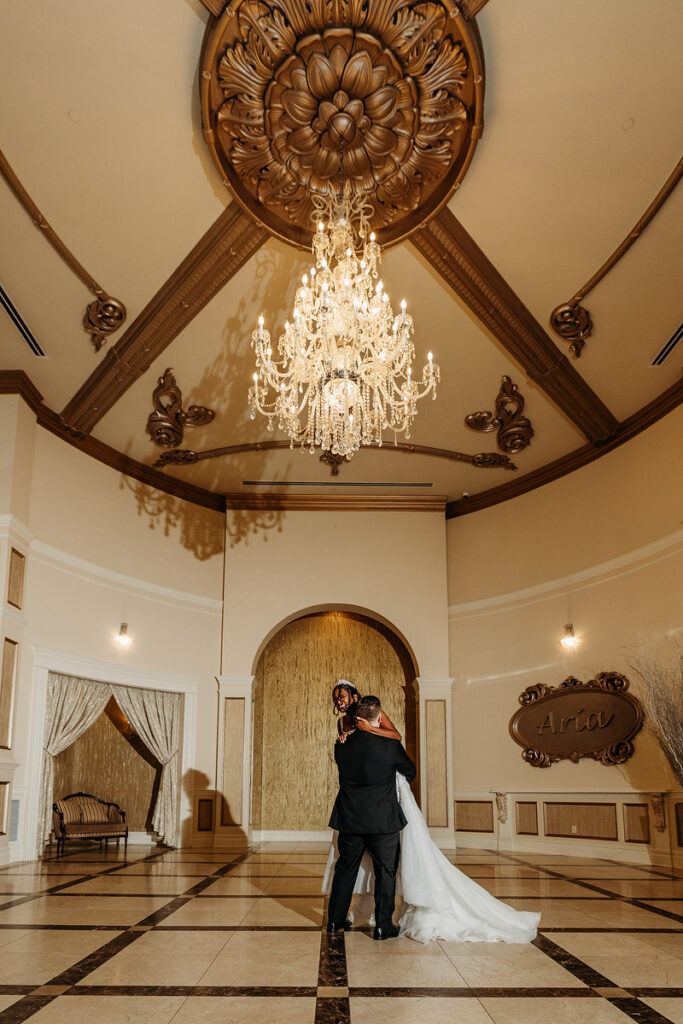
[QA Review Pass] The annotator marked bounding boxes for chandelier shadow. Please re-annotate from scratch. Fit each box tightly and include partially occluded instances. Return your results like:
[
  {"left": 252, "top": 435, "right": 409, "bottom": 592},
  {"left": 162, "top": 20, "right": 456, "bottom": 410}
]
[{"left": 248, "top": 191, "right": 440, "bottom": 461}]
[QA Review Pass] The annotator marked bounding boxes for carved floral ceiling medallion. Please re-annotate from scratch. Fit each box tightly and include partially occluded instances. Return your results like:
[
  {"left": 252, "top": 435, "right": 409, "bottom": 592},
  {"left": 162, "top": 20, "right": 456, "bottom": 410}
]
[{"left": 200, "top": 0, "right": 484, "bottom": 247}]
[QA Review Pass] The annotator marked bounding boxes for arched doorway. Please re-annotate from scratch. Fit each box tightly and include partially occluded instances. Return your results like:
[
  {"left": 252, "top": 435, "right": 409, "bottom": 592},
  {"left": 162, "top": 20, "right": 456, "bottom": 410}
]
[{"left": 251, "top": 609, "right": 419, "bottom": 833}]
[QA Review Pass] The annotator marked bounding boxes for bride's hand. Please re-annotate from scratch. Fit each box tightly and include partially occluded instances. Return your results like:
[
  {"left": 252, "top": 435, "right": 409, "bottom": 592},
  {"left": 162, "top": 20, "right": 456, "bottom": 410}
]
[
  {"left": 355, "top": 717, "right": 371, "bottom": 732},
  {"left": 337, "top": 728, "right": 354, "bottom": 743}
]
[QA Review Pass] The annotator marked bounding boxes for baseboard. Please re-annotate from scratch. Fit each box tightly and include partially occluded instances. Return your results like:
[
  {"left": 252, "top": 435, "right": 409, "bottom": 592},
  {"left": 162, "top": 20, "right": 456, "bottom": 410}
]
[
  {"left": 250, "top": 830, "right": 332, "bottom": 843},
  {"left": 454, "top": 831, "right": 681, "bottom": 866}
]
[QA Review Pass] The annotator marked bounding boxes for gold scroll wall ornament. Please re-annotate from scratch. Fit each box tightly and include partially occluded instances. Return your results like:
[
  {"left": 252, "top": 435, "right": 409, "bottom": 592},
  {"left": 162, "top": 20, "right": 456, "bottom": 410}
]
[
  {"left": 0, "top": 148, "right": 126, "bottom": 351},
  {"left": 145, "top": 368, "right": 216, "bottom": 449},
  {"left": 153, "top": 440, "right": 518, "bottom": 470},
  {"left": 200, "top": 0, "right": 484, "bottom": 247},
  {"left": 509, "top": 672, "right": 644, "bottom": 769},
  {"left": 550, "top": 156, "right": 683, "bottom": 357},
  {"left": 465, "top": 376, "right": 534, "bottom": 454}
]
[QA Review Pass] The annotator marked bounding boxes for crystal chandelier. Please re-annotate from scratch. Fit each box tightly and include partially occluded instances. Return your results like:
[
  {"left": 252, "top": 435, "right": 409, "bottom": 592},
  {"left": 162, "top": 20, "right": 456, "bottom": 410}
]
[{"left": 248, "top": 190, "right": 439, "bottom": 460}]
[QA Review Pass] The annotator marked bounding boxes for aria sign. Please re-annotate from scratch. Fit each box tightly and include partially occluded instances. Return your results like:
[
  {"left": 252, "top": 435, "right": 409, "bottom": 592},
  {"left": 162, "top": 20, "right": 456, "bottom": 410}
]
[{"left": 509, "top": 672, "right": 644, "bottom": 769}]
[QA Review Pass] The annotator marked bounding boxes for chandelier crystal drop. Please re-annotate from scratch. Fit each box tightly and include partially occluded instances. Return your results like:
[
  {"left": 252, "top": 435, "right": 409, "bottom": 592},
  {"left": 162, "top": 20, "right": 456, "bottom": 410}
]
[{"left": 248, "top": 191, "right": 439, "bottom": 460}]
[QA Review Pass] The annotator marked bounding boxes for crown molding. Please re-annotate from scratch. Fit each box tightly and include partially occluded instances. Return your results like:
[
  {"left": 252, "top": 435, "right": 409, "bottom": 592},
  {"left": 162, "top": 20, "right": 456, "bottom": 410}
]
[
  {"left": 224, "top": 493, "right": 448, "bottom": 512},
  {"left": 59, "top": 202, "right": 268, "bottom": 435},
  {"left": 30, "top": 539, "right": 223, "bottom": 614},
  {"left": 410, "top": 207, "right": 619, "bottom": 443},
  {"left": 446, "top": 377, "right": 683, "bottom": 518}
]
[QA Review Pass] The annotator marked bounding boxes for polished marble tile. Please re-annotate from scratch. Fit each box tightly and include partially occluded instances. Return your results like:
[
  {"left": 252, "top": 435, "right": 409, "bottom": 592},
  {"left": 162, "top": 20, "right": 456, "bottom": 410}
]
[
  {"left": 202, "top": 876, "right": 269, "bottom": 896},
  {"left": 599, "top": 880, "right": 683, "bottom": 898},
  {"left": 158, "top": 896, "right": 257, "bottom": 927},
  {"left": 274, "top": 864, "right": 326, "bottom": 877},
  {"left": 200, "top": 931, "right": 321, "bottom": 986},
  {"left": 264, "top": 877, "right": 325, "bottom": 895},
  {"left": 350, "top": 996, "right": 492, "bottom": 1023},
  {"left": 26, "top": 995, "right": 186, "bottom": 1023},
  {"left": 224, "top": 864, "right": 280, "bottom": 877},
  {"left": 239, "top": 896, "right": 324, "bottom": 927},
  {"left": 64, "top": 875, "right": 201, "bottom": 895},
  {"left": 0, "top": 996, "right": 21, "bottom": 1012},
  {"left": 114, "top": 863, "right": 215, "bottom": 876},
  {"left": 438, "top": 939, "right": 587, "bottom": 988},
  {"left": 346, "top": 932, "right": 467, "bottom": 988},
  {"left": 642, "top": 998, "right": 683, "bottom": 1024},
  {"left": 479, "top": 879, "right": 589, "bottom": 898},
  {"left": 172, "top": 996, "right": 317, "bottom": 1023},
  {"left": 86, "top": 929, "right": 232, "bottom": 985},
  {"left": 479, "top": 995, "right": 633, "bottom": 1023},
  {"left": 631, "top": 931, "right": 683, "bottom": 956},
  {"left": 0, "top": 929, "right": 122, "bottom": 984},
  {"left": 577, "top": 900, "right": 673, "bottom": 928}
]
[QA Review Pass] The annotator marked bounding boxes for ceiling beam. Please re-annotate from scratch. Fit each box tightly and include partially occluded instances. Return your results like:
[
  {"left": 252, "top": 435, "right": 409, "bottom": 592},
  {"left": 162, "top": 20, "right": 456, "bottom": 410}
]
[
  {"left": 410, "top": 207, "right": 619, "bottom": 444},
  {"left": 459, "top": 0, "right": 493, "bottom": 15},
  {"left": 60, "top": 202, "right": 268, "bottom": 436}
]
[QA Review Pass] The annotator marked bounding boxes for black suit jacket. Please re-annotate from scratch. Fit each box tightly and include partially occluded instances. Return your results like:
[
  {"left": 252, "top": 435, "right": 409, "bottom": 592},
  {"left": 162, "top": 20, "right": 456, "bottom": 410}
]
[{"left": 328, "top": 731, "right": 417, "bottom": 834}]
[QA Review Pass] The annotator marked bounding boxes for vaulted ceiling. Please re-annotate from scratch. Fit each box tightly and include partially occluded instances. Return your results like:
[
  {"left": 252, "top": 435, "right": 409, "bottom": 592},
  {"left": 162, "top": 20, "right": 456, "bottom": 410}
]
[{"left": 1, "top": 0, "right": 681, "bottom": 516}]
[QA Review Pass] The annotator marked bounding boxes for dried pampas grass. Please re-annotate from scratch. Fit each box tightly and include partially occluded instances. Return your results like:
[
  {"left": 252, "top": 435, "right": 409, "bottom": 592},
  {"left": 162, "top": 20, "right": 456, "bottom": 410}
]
[{"left": 630, "top": 639, "right": 683, "bottom": 787}]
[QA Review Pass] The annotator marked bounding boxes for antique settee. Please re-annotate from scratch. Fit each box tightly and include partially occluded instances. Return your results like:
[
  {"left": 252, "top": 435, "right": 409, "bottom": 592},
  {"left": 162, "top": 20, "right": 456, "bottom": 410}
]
[{"left": 52, "top": 791, "right": 128, "bottom": 854}]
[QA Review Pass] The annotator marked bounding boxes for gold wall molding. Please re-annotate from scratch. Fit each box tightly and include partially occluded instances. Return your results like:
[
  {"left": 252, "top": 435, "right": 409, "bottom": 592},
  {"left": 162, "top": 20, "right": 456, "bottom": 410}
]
[
  {"left": 155, "top": 439, "right": 517, "bottom": 471},
  {"left": 225, "top": 493, "right": 447, "bottom": 512},
  {"left": 446, "top": 376, "right": 683, "bottom": 518},
  {"left": 200, "top": 0, "right": 484, "bottom": 247},
  {"left": 465, "top": 375, "right": 534, "bottom": 454},
  {"left": 550, "top": 156, "right": 683, "bottom": 356},
  {"left": 0, "top": 148, "right": 126, "bottom": 352},
  {"left": 146, "top": 368, "right": 215, "bottom": 449},
  {"left": 411, "top": 207, "right": 619, "bottom": 443}
]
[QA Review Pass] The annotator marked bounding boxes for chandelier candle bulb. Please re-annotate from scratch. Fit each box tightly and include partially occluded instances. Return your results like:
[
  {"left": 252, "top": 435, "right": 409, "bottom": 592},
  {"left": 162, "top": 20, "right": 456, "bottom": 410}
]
[{"left": 247, "top": 190, "right": 440, "bottom": 459}]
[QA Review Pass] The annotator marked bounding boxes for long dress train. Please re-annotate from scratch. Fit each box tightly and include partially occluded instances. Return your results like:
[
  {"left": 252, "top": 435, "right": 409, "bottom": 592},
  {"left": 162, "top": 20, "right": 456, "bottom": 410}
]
[{"left": 323, "top": 774, "right": 540, "bottom": 944}]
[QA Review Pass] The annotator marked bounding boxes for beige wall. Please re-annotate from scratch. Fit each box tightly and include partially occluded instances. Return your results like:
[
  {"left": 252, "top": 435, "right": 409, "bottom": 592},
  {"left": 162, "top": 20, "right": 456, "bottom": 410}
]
[
  {"left": 222, "top": 507, "right": 450, "bottom": 681},
  {"left": 0, "top": 396, "right": 225, "bottom": 857},
  {"left": 447, "top": 405, "right": 683, "bottom": 800}
]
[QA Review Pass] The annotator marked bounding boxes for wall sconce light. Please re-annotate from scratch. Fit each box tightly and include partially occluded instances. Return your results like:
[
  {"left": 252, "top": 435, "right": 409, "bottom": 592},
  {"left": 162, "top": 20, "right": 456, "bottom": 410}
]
[
  {"left": 560, "top": 623, "right": 578, "bottom": 651},
  {"left": 115, "top": 622, "right": 132, "bottom": 648}
]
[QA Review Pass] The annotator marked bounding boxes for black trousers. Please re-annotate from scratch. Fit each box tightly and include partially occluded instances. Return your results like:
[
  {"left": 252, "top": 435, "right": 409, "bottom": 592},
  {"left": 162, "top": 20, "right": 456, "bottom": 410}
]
[{"left": 327, "top": 830, "right": 400, "bottom": 931}]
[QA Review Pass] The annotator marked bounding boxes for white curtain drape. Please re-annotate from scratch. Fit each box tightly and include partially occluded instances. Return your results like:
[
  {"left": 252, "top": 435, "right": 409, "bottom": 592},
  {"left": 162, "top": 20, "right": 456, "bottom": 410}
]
[
  {"left": 38, "top": 673, "right": 112, "bottom": 853},
  {"left": 112, "top": 685, "right": 181, "bottom": 847},
  {"left": 39, "top": 673, "right": 182, "bottom": 855}
]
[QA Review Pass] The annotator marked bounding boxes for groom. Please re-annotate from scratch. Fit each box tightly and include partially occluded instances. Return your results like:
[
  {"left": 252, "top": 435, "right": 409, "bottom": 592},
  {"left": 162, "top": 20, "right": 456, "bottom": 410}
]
[{"left": 326, "top": 695, "right": 416, "bottom": 940}]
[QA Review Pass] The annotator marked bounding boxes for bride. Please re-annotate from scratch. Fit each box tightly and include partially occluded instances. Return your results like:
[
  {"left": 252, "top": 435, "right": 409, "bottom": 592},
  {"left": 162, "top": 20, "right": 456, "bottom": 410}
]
[{"left": 323, "top": 682, "right": 540, "bottom": 944}]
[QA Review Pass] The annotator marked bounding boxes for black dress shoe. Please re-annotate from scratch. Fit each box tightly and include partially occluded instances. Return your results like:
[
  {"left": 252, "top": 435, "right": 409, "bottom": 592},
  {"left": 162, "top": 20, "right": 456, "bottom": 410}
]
[
  {"left": 326, "top": 920, "right": 352, "bottom": 933},
  {"left": 373, "top": 924, "right": 400, "bottom": 940}
]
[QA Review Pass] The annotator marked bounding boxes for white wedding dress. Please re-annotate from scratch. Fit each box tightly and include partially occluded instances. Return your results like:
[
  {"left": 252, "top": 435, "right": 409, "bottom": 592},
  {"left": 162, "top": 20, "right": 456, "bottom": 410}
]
[{"left": 322, "top": 773, "right": 540, "bottom": 944}]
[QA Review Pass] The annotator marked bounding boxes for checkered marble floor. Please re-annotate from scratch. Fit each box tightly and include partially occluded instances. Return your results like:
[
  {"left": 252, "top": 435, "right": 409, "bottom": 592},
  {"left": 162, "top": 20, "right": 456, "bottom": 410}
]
[{"left": 0, "top": 843, "right": 682, "bottom": 1023}]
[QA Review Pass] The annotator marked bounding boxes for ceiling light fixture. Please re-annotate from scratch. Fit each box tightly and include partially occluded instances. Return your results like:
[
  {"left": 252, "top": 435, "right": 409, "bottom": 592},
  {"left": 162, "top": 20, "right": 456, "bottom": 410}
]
[
  {"left": 248, "top": 186, "right": 439, "bottom": 461},
  {"left": 560, "top": 623, "right": 578, "bottom": 651},
  {"left": 115, "top": 622, "right": 132, "bottom": 648}
]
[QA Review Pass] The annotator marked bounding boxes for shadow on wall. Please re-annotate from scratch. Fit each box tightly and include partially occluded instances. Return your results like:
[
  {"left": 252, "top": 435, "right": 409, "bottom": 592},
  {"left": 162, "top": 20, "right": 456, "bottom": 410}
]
[
  {"left": 119, "top": 475, "right": 225, "bottom": 561},
  {"left": 118, "top": 244, "right": 317, "bottom": 549},
  {"left": 182, "top": 769, "right": 249, "bottom": 853}
]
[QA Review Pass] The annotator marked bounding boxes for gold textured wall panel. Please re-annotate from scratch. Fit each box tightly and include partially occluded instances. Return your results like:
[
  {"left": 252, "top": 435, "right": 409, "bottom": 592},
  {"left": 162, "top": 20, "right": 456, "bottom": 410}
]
[
  {"left": 0, "top": 639, "right": 18, "bottom": 750},
  {"left": 516, "top": 801, "right": 539, "bottom": 835},
  {"left": 425, "top": 699, "right": 448, "bottom": 827},
  {"left": 221, "top": 698, "right": 245, "bottom": 826},
  {"left": 455, "top": 800, "right": 494, "bottom": 832},
  {"left": 623, "top": 803, "right": 651, "bottom": 844},
  {"left": 53, "top": 698, "right": 160, "bottom": 832},
  {"left": 544, "top": 802, "right": 618, "bottom": 840},
  {"left": 252, "top": 612, "right": 412, "bottom": 831},
  {"left": 7, "top": 549, "right": 25, "bottom": 609},
  {"left": 0, "top": 782, "right": 8, "bottom": 834}
]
